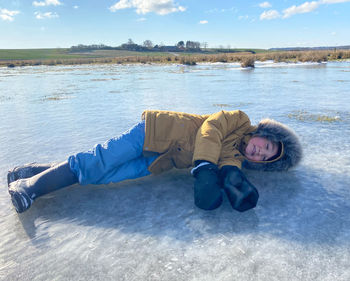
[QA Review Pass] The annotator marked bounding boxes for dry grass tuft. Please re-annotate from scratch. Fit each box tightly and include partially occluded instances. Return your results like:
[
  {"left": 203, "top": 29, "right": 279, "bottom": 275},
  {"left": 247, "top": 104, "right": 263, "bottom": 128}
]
[
  {"left": 240, "top": 56, "right": 255, "bottom": 68},
  {"left": 288, "top": 110, "right": 342, "bottom": 122}
]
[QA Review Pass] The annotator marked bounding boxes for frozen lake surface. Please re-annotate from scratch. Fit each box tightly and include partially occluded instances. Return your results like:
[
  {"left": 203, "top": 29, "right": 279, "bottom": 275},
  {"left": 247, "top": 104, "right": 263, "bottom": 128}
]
[{"left": 1, "top": 61, "right": 350, "bottom": 280}]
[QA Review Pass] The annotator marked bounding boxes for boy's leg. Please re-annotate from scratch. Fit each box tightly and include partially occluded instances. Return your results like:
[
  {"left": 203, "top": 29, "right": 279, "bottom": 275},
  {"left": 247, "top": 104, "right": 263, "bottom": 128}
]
[
  {"left": 8, "top": 161, "right": 78, "bottom": 213},
  {"left": 95, "top": 154, "right": 158, "bottom": 184},
  {"left": 68, "top": 121, "right": 146, "bottom": 185},
  {"left": 7, "top": 121, "right": 149, "bottom": 212},
  {"left": 8, "top": 155, "right": 158, "bottom": 213},
  {"left": 7, "top": 163, "right": 53, "bottom": 186}
]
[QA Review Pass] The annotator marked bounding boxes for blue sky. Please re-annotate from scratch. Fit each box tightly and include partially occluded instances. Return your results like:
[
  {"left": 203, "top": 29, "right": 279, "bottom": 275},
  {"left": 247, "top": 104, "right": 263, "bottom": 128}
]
[{"left": 1, "top": 0, "right": 349, "bottom": 49}]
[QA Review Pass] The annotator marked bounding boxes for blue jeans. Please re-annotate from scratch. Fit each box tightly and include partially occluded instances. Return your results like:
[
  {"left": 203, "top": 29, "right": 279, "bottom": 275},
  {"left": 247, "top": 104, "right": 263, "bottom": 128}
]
[{"left": 68, "top": 121, "right": 158, "bottom": 185}]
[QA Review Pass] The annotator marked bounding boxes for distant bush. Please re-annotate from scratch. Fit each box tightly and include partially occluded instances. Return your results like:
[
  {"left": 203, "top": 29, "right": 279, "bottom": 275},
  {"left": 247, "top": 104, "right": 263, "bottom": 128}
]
[
  {"left": 217, "top": 54, "right": 228, "bottom": 63},
  {"left": 240, "top": 56, "right": 255, "bottom": 68},
  {"left": 179, "top": 56, "right": 197, "bottom": 65}
]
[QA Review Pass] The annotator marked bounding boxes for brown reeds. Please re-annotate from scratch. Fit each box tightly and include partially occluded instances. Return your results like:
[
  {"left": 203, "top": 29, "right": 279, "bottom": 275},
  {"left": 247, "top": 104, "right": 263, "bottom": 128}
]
[
  {"left": 288, "top": 110, "right": 342, "bottom": 122},
  {"left": 240, "top": 55, "right": 255, "bottom": 68},
  {"left": 1, "top": 49, "right": 350, "bottom": 68}
]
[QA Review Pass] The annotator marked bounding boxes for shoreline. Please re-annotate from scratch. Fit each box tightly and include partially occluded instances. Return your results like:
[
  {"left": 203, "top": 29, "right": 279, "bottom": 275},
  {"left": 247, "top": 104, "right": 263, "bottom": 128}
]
[
  {"left": 1, "top": 58, "right": 348, "bottom": 69},
  {"left": 1, "top": 49, "right": 350, "bottom": 68}
]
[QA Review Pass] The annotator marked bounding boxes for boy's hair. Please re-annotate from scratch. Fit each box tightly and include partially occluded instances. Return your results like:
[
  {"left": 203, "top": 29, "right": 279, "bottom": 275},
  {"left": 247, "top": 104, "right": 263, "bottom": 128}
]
[{"left": 243, "top": 119, "right": 302, "bottom": 171}]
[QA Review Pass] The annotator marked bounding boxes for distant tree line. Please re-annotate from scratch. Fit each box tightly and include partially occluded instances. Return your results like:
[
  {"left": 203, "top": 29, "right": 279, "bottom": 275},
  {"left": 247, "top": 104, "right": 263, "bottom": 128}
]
[
  {"left": 70, "top": 39, "right": 205, "bottom": 52},
  {"left": 70, "top": 44, "right": 114, "bottom": 51}
]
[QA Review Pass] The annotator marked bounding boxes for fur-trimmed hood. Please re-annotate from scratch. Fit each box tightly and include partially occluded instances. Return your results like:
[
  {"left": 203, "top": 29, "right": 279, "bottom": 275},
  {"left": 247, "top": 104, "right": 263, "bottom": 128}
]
[{"left": 243, "top": 119, "right": 302, "bottom": 171}]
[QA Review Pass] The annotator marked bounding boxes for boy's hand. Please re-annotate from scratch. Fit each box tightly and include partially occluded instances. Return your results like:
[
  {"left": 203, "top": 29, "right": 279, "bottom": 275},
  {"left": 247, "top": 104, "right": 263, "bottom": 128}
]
[
  {"left": 192, "top": 161, "right": 223, "bottom": 210},
  {"left": 220, "top": 166, "right": 259, "bottom": 212}
]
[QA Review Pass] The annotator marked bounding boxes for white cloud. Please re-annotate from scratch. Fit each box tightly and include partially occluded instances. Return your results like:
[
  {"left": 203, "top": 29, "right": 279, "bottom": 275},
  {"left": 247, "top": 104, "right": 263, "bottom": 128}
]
[
  {"left": 199, "top": 20, "right": 208, "bottom": 24},
  {"left": 206, "top": 7, "right": 237, "bottom": 14},
  {"left": 238, "top": 15, "right": 249, "bottom": 20},
  {"left": 136, "top": 17, "right": 147, "bottom": 21},
  {"left": 0, "top": 8, "right": 20, "bottom": 21},
  {"left": 35, "top": 11, "right": 59, "bottom": 19},
  {"left": 109, "top": 0, "right": 186, "bottom": 15},
  {"left": 282, "top": 1, "right": 320, "bottom": 18},
  {"left": 73, "top": 5, "right": 79, "bottom": 9},
  {"left": 259, "top": 0, "right": 350, "bottom": 20},
  {"left": 260, "top": 9, "right": 280, "bottom": 20},
  {"left": 259, "top": 2, "right": 272, "bottom": 8},
  {"left": 32, "top": 0, "right": 62, "bottom": 7},
  {"left": 110, "top": 0, "right": 132, "bottom": 10}
]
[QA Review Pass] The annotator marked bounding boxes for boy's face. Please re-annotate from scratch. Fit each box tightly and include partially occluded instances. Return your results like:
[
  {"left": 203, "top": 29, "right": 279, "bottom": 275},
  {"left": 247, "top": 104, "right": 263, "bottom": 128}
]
[{"left": 244, "top": 137, "right": 278, "bottom": 161}]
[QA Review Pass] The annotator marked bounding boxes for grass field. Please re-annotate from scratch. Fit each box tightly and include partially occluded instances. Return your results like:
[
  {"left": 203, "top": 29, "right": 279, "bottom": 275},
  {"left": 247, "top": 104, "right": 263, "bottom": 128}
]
[
  {"left": 0, "top": 48, "right": 81, "bottom": 60},
  {"left": 0, "top": 48, "right": 170, "bottom": 60},
  {"left": 0, "top": 48, "right": 264, "bottom": 60},
  {"left": 0, "top": 48, "right": 207, "bottom": 60}
]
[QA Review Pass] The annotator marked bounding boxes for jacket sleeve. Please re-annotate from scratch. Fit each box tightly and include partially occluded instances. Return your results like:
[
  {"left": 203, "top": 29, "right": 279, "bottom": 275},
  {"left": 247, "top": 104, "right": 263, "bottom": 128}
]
[
  {"left": 192, "top": 110, "right": 251, "bottom": 167},
  {"left": 218, "top": 145, "right": 245, "bottom": 169}
]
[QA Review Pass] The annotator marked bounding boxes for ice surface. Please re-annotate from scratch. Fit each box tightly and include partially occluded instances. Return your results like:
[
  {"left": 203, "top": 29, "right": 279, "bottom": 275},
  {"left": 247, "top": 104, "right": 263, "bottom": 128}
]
[{"left": 0, "top": 62, "right": 350, "bottom": 281}]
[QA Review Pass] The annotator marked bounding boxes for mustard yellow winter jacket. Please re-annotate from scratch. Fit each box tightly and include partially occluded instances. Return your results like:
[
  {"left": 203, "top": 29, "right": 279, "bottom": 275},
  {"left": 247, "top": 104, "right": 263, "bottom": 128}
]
[{"left": 142, "top": 110, "right": 256, "bottom": 174}]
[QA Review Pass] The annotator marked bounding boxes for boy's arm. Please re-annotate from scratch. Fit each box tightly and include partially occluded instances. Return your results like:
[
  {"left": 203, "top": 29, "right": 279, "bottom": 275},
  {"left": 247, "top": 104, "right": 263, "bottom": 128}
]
[
  {"left": 192, "top": 110, "right": 251, "bottom": 166},
  {"left": 191, "top": 110, "right": 258, "bottom": 212},
  {"left": 191, "top": 161, "right": 222, "bottom": 210}
]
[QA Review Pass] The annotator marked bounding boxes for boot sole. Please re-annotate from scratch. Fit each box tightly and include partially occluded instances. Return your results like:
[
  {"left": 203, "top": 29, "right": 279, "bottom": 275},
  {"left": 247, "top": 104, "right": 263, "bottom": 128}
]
[{"left": 9, "top": 190, "right": 32, "bottom": 213}]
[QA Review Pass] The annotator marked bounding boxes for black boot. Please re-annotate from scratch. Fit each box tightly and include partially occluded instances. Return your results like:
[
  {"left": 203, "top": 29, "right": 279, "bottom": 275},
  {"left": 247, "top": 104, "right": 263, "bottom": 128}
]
[
  {"left": 8, "top": 161, "right": 78, "bottom": 213},
  {"left": 8, "top": 179, "right": 34, "bottom": 213},
  {"left": 7, "top": 163, "right": 53, "bottom": 186}
]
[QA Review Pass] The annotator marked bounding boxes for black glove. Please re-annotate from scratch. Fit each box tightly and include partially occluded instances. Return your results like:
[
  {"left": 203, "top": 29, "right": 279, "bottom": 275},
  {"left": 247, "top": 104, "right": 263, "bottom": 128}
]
[
  {"left": 192, "top": 161, "right": 223, "bottom": 210},
  {"left": 220, "top": 166, "right": 259, "bottom": 212}
]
